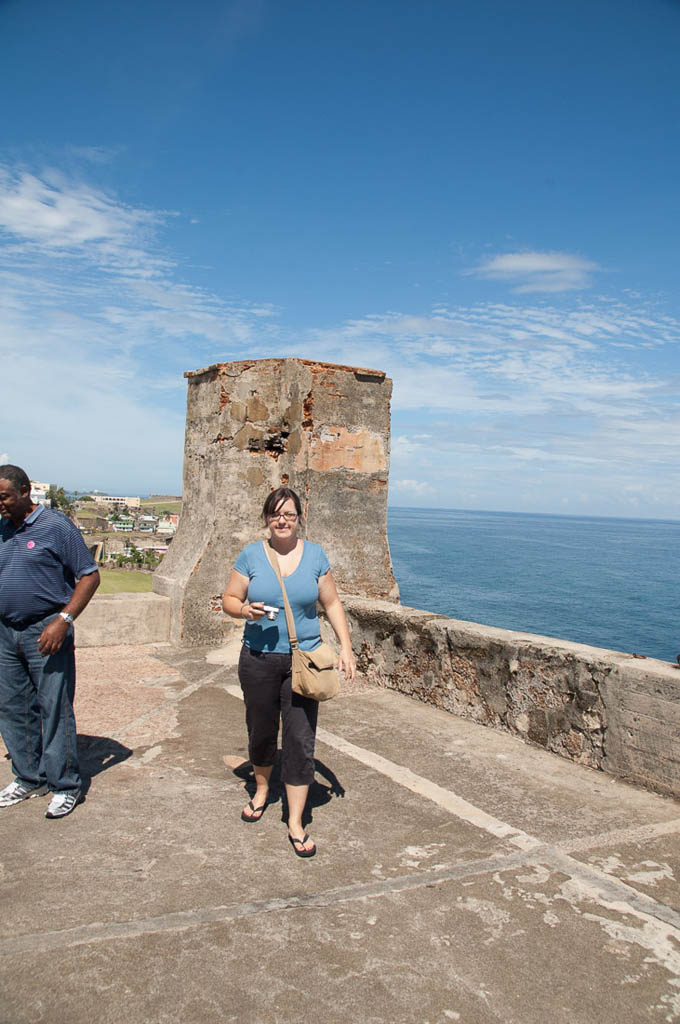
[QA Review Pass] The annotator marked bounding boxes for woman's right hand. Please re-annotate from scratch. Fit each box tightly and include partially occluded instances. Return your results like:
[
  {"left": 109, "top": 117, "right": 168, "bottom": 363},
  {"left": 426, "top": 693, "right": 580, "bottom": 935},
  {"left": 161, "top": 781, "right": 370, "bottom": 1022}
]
[{"left": 243, "top": 601, "right": 265, "bottom": 621}]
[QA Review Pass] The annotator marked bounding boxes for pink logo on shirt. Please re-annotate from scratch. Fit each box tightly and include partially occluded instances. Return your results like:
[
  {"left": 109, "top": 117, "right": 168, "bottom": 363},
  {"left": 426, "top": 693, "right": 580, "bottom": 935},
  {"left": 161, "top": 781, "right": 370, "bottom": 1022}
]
[{"left": 26, "top": 541, "right": 35, "bottom": 549}]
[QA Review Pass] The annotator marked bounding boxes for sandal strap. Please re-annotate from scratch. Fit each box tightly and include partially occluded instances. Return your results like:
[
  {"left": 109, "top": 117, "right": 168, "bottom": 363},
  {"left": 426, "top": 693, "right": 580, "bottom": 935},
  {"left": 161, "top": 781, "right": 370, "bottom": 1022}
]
[{"left": 246, "top": 801, "right": 266, "bottom": 815}]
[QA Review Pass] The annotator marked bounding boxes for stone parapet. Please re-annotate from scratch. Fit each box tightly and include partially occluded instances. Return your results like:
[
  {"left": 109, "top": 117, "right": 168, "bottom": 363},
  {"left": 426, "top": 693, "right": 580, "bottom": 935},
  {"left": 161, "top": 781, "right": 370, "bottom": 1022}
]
[
  {"left": 76, "top": 590, "right": 680, "bottom": 797},
  {"left": 338, "top": 596, "right": 680, "bottom": 798},
  {"left": 76, "top": 592, "right": 171, "bottom": 647}
]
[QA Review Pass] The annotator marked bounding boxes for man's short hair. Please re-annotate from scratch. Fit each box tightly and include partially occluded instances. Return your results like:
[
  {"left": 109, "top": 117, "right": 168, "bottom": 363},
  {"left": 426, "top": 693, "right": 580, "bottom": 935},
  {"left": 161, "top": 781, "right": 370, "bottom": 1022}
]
[{"left": 0, "top": 465, "right": 31, "bottom": 494}]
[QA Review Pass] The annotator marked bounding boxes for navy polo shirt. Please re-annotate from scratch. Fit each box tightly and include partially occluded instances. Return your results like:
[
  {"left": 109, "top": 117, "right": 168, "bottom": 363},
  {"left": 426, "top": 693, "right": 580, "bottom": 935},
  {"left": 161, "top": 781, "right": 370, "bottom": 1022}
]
[{"left": 0, "top": 505, "right": 98, "bottom": 625}]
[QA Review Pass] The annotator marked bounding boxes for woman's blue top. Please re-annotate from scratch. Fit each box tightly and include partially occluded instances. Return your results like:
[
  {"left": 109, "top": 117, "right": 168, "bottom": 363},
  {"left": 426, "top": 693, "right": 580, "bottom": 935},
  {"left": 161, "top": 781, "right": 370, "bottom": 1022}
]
[{"left": 234, "top": 541, "right": 330, "bottom": 653}]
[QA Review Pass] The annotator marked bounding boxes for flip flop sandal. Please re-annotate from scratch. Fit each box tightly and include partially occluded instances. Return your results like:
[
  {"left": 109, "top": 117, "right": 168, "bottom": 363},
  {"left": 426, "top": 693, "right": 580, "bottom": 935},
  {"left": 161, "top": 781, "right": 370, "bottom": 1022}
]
[
  {"left": 241, "top": 800, "right": 267, "bottom": 822},
  {"left": 288, "top": 832, "right": 316, "bottom": 858}
]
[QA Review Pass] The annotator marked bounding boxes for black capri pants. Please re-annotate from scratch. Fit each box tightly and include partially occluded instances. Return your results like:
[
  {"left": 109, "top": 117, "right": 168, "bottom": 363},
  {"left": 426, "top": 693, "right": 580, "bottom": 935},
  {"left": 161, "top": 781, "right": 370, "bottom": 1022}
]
[{"left": 238, "top": 646, "right": 319, "bottom": 787}]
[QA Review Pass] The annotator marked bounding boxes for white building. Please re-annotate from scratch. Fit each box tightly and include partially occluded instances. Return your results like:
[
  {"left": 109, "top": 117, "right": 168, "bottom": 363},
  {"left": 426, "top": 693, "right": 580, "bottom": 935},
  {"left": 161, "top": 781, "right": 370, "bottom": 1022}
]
[
  {"left": 30, "top": 480, "right": 50, "bottom": 506},
  {"left": 98, "top": 495, "right": 141, "bottom": 509}
]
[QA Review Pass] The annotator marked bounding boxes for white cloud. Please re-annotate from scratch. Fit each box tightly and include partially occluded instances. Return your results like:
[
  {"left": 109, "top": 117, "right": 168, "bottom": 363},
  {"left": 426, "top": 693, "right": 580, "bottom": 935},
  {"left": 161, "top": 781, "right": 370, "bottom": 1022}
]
[
  {"left": 1, "top": 161, "right": 678, "bottom": 516},
  {"left": 311, "top": 301, "right": 680, "bottom": 515},
  {"left": 391, "top": 479, "right": 435, "bottom": 495},
  {"left": 0, "top": 168, "right": 141, "bottom": 245},
  {"left": 0, "top": 163, "right": 284, "bottom": 491},
  {"left": 469, "top": 251, "right": 600, "bottom": 292},
  {"left": 68, "top": 146, "right": 123, "bottom": 165},
  {"left": 0, "top": 165, "right": 167, "bottom": 278}
]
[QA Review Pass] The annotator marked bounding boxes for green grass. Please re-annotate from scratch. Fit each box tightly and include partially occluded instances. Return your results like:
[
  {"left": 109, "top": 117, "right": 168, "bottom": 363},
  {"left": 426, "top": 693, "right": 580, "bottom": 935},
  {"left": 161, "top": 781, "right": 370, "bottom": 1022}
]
[
  {"left": 98, "top": 568, "right": 154, "bottom": 594},
  {"left": 139, "top": 499, "right": 182, "bottom": 515}
]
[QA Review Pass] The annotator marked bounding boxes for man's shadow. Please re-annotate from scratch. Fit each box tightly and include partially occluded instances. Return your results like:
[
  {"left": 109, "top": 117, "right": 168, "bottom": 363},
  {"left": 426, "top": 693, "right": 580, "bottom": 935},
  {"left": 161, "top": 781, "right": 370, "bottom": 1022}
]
[
  {"left": 2, "top": 733, "right": 132, "bottom": 800},
  {"left": 232, "top": 753, "right": 345, "bottom": 828},
  {"left": 76, "top": 734, "right": 133, "bottom": 797}
]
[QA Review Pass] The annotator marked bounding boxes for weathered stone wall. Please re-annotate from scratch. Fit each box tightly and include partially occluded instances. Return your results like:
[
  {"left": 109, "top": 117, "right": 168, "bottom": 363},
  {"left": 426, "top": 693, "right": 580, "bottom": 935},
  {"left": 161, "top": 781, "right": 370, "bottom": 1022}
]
[
  {"left": 153, "top": 358, "right": 398, "bottom": 645},
  {"left": 335, "top": 597, "right": 680, "bottom": 799},
  {"left": 146, "top": 354, "right": 680, "bottom": 798},
  {"left": 77, "top": 587, "right": 680, "bottom": 796},
  {"left": 77, "top": 592, "right": 171, "bottom": 647}
]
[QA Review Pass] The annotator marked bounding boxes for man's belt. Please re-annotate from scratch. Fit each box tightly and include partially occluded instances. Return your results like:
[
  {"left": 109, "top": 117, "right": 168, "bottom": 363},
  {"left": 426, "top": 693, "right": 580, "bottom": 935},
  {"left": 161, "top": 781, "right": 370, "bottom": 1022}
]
[{"left": 0, "top": 609, "right": 62, "bottom": 630}]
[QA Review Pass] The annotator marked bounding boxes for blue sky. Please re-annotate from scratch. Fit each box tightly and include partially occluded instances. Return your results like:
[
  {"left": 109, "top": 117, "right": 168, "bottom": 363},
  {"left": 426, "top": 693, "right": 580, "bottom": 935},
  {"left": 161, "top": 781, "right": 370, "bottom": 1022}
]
[{"left": 1, "top": 0, "right": 679, "bottom": 518}]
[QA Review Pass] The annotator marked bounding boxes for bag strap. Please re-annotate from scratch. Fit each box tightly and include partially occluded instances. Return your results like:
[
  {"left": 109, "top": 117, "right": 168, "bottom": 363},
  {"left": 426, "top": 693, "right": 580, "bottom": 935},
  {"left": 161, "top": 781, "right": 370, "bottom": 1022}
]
[{"left": 262, "top": 541, "right": 299, "bottom": 650}]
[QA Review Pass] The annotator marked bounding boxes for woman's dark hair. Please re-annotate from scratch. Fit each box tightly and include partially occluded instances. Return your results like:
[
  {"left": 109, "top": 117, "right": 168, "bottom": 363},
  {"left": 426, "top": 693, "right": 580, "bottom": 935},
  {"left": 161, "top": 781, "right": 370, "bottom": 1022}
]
[
  {"left": 262, "top": 487, "right": 302, "bottom": 523},
  {"left": 0, "top": 465, "right": 31, "bottom": 494}
]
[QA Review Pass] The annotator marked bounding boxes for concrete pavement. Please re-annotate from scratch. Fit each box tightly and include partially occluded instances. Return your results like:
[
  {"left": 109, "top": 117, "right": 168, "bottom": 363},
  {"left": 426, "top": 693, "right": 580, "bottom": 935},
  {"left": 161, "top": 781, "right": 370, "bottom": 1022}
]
[{"left": 2, "top": 640, "right": 680, "bottom": 1024}]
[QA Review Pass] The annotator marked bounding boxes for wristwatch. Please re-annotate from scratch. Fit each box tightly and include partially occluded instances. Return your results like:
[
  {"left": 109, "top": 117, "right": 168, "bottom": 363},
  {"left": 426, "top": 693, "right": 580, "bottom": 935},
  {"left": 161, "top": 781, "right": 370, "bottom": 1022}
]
[{"left": 59, "top": 611, "right": 74, "bottom": 624}]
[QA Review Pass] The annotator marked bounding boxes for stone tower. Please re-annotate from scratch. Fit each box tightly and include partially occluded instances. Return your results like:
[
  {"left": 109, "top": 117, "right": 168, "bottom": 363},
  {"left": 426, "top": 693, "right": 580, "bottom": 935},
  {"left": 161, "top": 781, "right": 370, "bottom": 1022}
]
[{"left": 153, "top": 358, "right": 398, "bottom": 645}]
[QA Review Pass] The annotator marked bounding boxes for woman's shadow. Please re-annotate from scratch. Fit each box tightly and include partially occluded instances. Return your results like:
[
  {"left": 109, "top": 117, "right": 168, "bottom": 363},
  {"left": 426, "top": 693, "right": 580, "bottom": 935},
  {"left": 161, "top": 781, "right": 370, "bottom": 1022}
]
[{"left": 232, "top": 753, "right": 345, "bottom": 828}]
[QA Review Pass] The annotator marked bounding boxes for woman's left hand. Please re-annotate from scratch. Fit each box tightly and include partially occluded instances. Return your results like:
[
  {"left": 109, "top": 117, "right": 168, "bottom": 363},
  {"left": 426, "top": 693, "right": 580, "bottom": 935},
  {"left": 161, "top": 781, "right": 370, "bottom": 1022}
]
[
  {"left": 338, "top": 647, "right": 357, "bottom": 683},
  {"left": 318, "top": 571, "right": 357, "bottom": 684}
]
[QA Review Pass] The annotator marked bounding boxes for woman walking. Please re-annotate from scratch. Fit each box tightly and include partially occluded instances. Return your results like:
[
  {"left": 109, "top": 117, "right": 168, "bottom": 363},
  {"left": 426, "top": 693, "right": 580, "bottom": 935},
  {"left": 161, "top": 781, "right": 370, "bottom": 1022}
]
[{"left": 222, "top": 487, "right": 356, "bottom": 857}]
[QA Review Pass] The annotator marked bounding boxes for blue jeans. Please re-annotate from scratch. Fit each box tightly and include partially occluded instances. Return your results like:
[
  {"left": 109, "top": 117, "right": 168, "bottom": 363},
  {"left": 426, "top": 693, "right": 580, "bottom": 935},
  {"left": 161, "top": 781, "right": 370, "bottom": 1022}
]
[{"left": 0, "top": 614, "right": 81, "bottom": 792}]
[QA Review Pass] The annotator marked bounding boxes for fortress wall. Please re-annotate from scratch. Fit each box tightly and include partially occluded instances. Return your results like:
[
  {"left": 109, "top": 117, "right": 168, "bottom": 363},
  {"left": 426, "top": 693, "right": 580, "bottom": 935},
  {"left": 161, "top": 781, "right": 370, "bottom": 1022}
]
[
  {"left": 75, "top": 589, "right": 680, "bottom": 797},
  {"left": 153, "top": 358, "right": 398, "bottom": 645},
  {"left": 77, "top": 592, "right": 171, "bottom": 647},
  {"left": 335, "top": 597, "right": 680, "bottom": 799},
  {"left": 135, "top": 355, "right": 680, "bottom": 798}
]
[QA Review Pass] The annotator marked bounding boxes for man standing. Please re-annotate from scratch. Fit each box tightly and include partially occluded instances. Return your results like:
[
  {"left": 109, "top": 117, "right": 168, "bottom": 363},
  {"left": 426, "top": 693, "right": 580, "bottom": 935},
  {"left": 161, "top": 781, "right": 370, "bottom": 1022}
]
[{"left": 0, "top": 465, "right": 100, "bottom": 818}]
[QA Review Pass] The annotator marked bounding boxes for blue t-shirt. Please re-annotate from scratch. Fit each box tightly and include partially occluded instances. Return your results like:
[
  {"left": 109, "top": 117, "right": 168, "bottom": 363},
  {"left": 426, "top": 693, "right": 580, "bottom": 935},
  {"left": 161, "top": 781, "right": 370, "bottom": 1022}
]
[
  {"left": 234, "top": 541, "right": 330, "bottom": 653},
  {"left": 0, "top": 504, "right": 98, "bottom": 625}
]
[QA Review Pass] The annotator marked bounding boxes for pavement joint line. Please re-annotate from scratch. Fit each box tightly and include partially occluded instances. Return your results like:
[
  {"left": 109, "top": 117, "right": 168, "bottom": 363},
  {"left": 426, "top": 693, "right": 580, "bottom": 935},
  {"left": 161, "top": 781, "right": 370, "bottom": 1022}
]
[
  {"left": 545, "top": 848, "right": 680, "bottom": 934},
  {"left": 72, "top": 667, "right": 680, "bottom": 952},
  {"left": 222, "top": 684, "right": 680, "bottom": 935},
  {"left": 108, "top": 666, "right": 230, "bottom": 743},
  {"left": 5, "top": 838, "right": 680, "bottom": 957},
  {"left": 6, "top": 666, "right": 680, "bottom": 963},
  {"left": 559, "top": 817, "right": 680, "bottom": 854},
  {"left": 230, "top": 685, "right": 543, "bottom": 852},
  {"left": 0, "top": 848, "right": 537, "bottom": 956}
]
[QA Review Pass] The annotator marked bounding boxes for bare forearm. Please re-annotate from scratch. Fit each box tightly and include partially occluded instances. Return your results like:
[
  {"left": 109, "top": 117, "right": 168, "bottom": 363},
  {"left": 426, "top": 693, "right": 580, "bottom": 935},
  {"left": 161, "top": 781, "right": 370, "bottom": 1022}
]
[
  {"left": 222, "top": 570, "right": 265, "bottom": 623},
  {"left": 64, "top": 571, "right": 100, "bottom": 619},
  {"left": 222, "top": 594, "right": 247, "bottom": 620},
  {"left": 38, "top": 571, "right": 100, "bottom": 655},
  {"left": 323, "top": 598, "right": 352, "bottom": 652}
]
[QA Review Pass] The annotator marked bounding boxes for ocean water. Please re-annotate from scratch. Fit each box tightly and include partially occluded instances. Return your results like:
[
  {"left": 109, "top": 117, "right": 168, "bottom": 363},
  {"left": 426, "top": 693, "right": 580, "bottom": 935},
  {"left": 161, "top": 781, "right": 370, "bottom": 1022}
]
[{"left": 387, "top": 507, "right": 680, "bottom": 664}]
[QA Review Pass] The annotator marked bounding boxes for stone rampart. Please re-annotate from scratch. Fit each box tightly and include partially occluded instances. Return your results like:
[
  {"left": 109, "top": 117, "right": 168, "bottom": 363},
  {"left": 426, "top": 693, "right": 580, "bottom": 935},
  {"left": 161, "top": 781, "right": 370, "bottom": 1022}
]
[
  {"left": 153, "top": 358, "right": 397, "bottom": 645},
  {"left": 76, "top": 587, "right": 680, "bottom": 797},
  {"left": 335, "top": 597, "right": 680, "bottom": 798},
  {"left": 132, "top": 354, "right": 680, "bottom": 800},
  {"left": 76, "top": 592, "right": 171, "bottom": 647}
]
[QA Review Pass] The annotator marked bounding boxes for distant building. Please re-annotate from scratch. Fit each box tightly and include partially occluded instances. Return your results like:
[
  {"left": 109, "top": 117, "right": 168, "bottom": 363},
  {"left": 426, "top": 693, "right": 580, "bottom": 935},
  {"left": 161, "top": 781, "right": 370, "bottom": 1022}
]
[
  {"left": 148, "top": 494, "right": 182, "bottom": 502},
  {"left": 111, "top": 516, "right": 135, "bottom": 532},
  {"left": 137, "top": 514, "right": 158, "bottom": 533},
  {"left": 98, "top": 495, "right": 141, "bottom": 509},
  {"left": 157, "top": 518, "right": 177, "bottom": 535},
  {"left": 30, "top": 480, "right": 50, "bottom": 506}
]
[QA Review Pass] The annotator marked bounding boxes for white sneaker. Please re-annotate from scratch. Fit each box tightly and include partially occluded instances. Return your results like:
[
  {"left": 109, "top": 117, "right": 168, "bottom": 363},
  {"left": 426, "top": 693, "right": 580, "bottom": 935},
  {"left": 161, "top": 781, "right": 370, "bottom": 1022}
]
[
  {"left": 45, "top": 789, "right": 81, "bottom": 819},
  {"left": 0, "top": 779, "right": 48, "bottom": 806}
]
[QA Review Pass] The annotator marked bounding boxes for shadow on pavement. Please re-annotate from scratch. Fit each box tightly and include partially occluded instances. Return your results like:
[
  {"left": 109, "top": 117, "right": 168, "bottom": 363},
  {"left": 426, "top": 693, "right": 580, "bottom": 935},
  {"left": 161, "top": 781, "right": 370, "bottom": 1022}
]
[
  {"left": 77, "top": 734, "right": 133, "bottom": 797},
  {"left": 230, "top": 754, "right": 345, "bottom": 827}
]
